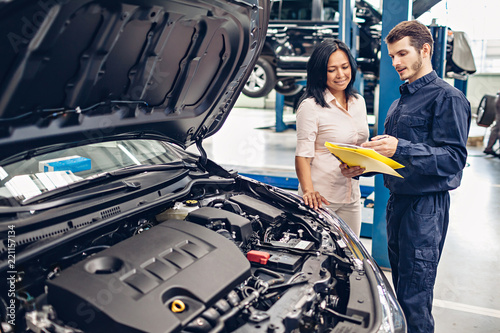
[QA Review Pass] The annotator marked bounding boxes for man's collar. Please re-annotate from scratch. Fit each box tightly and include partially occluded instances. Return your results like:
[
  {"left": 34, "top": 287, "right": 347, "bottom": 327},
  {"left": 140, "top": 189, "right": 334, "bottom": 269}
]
[{"left": 399, "top": 70, "right": 438, "bottom": 95}]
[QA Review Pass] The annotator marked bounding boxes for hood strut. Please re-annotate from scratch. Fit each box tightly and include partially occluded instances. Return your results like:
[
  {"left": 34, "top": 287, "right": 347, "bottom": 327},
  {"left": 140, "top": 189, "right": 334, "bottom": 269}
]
[{"left": 196, "top": 137, "right": 207, "bottom": 167}]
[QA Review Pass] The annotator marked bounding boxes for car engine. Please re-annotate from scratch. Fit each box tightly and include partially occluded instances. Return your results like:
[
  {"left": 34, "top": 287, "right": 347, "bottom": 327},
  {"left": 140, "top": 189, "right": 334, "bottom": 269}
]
[{"left": 1, "top": 174, "right": 385, "bottom": 333}]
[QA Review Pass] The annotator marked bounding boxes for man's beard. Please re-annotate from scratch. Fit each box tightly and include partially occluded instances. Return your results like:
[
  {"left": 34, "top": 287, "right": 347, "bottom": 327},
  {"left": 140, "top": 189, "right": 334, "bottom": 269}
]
[
  {"left": 411, "top": 55, "right": 423, "bottom": 72},
  {"left": 401, "top": 54, "right": 423, "bottom": 81}
]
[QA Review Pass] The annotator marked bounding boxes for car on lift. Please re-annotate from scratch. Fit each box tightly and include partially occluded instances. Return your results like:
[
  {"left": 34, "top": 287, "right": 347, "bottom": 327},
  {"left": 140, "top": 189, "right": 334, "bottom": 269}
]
[
  {"left": 242, "top": 0, "right": 381, "bottom": 98},
  {"left": 0, "top": 0, "right": 405, "bottom": 332}
]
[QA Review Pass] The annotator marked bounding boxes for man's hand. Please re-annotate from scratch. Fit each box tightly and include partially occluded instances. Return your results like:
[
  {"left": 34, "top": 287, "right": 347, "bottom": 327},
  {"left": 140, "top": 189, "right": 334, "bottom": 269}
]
[
  {"left": 302, "top": 190, "right": 329, "bottom": 210},
  {"left": 361, "top": 135, "right": 398, "bottom": 157},
  {"left": 339, "top": 163, "right": 365, "bottom": 178}
]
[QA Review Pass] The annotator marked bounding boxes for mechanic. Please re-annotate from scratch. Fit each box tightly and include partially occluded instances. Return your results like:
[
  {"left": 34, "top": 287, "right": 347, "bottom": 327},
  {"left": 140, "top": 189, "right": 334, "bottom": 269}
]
[{"left": 360, "top": 20, "right": 471, "bottom": 332}]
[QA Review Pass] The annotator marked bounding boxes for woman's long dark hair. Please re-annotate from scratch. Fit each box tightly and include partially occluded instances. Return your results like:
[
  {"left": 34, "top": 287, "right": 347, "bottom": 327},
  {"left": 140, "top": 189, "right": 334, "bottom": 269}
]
[{"left": 300, "top": 39, "right": 358, "bottom": 108}]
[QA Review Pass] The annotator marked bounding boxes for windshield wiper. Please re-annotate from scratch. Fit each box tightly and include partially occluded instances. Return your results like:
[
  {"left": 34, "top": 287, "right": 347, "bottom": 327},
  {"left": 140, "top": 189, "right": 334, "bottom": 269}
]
[
  {"left": 0, "top": 161, "right": 195, "bottom": 214},
  {"left": 21, "top": 161, "right": 195, "bottom": 206},
  {"left": 0, "top": 181, "right": 141, "bottom": 214},
  {"left": 97, "top": 161, "right": 197, "bottom": 178}
]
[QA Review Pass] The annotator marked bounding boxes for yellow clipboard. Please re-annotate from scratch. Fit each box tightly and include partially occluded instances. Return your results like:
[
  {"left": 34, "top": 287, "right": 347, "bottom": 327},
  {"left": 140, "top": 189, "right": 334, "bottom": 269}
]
[{"left": 325, "top": 141, "right": 405, "bottom": 178}]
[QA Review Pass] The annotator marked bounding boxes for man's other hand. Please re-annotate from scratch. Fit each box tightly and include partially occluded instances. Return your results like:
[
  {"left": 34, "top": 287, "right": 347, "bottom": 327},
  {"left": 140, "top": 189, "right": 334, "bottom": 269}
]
[{"left": 361, "top": 135, "right": 398, "bottom": 157}]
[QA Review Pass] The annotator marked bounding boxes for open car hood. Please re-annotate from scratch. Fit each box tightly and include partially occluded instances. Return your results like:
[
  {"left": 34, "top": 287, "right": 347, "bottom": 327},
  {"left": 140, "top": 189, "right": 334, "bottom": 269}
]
[{"left": 0, "top": 0, "right": 269, "bottom": 161}]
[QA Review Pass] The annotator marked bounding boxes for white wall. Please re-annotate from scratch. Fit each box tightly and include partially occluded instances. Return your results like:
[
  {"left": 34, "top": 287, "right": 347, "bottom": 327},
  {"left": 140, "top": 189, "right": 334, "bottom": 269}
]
[{"left": 449, "top": 73, "right": 500, "bottom": 110}]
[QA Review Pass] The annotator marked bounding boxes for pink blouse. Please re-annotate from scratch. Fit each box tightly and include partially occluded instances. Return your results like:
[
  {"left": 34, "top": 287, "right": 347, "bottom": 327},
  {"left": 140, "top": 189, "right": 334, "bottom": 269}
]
[{"left": 295, "top": 89, "right": 369, "bottom": 203}]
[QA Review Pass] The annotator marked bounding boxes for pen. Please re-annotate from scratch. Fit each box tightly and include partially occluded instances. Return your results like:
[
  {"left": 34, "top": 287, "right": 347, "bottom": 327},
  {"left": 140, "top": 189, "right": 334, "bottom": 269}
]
[{"left": 376, "top": 135, "right": 389, "bottom": 140}]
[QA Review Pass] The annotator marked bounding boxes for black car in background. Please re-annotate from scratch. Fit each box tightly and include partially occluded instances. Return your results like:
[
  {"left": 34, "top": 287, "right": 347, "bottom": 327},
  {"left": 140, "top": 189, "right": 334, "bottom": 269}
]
[
  {"left": 0, "top": 0, "right": 406, "bottom": 332},
  {"left": 242, "top": 0, "right": 381, "bottom": 98},
  {"left": 242, "top": 0, "right": 477, "bottom": 122}
]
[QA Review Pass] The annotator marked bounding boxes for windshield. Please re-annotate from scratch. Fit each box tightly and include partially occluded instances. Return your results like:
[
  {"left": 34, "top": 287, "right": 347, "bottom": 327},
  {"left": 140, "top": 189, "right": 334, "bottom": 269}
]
[{"left": 0, "top": 140, "right": 182, "bottom": 204}]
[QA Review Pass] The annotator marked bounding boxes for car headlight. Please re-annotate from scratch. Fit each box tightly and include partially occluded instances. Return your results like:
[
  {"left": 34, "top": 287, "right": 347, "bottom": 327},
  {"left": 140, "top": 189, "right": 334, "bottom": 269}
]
[{"left": 366, "top": 259, "right": 407, "bottom": 333}]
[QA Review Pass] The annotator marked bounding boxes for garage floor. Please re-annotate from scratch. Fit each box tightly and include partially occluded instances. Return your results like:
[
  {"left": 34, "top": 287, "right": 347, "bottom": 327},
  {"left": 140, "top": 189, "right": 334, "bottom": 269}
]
[{"left": 191, "top": 101, "right": 500, "bottom": 333}]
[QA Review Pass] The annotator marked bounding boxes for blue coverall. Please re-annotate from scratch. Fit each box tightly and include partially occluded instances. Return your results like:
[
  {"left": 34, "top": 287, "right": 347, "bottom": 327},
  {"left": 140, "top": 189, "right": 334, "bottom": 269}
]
[{"left": 383, "top": 71, "right": 471, "bottom": 333}]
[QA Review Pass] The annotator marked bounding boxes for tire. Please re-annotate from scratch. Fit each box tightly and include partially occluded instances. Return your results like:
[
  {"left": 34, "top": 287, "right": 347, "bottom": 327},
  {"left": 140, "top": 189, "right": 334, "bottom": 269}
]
[
  {"left": 242, "top": 58, "right": 276, "bottom": 98},
  {"left": 275, "top": 78, "right": 305, "bottom": 96},
  {"left": 476, "top": 94, "right": 497, "bottom": 127}
]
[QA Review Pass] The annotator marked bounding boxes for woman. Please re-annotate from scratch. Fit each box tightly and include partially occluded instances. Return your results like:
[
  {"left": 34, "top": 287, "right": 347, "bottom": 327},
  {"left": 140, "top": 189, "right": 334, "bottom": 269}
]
[{"left": 295, "top": 39, "right": 369, "bottom": 236}]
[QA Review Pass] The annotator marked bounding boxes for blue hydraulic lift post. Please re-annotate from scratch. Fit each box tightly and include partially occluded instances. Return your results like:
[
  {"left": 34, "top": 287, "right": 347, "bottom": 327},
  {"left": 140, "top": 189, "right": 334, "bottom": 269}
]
[
  {"left": 454, "top": 78, "right": 468, "bottom": 96},
  {"left": 373, "top": 0, "right": 412, "bottom": 268},
  {"left": 275, "top": 92, "right": 287, "bottom": 132},
  {"left": 430, "top": 25, "right": 470, "bottom": 96},
  {"left": 338, "top": 0, "right": 354, "bottom": 53},
  {"left": 430, "top": 25, "right": 448, "bottom": 78}
]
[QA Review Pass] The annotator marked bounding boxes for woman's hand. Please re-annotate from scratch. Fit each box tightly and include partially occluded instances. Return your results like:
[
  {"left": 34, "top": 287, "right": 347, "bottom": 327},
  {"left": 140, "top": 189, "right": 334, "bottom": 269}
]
[
  {"left": 302, "top": 190, "right": 329, "bottom": 210},
  {"left": 339, "top": 163, "right": 365, "bottom": 178}
]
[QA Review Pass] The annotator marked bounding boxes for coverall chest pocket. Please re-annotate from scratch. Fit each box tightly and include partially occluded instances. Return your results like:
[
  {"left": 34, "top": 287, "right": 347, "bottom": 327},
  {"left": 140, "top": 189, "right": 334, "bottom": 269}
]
[{"left": 397, "top": 115, "right": 428, "bottom": 142}]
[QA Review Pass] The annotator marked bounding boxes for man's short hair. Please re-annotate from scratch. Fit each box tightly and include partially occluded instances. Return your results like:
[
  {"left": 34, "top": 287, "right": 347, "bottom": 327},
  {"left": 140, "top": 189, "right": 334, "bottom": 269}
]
[{"left": 385, "top": 20, "right": 434, "bottom": 56}]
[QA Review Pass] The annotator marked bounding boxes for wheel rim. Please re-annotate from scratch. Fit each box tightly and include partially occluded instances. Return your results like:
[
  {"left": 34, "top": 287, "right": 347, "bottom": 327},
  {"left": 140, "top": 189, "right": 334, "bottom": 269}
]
[{"left": 245, "top": 65, "right": 267, "bottom": 92}]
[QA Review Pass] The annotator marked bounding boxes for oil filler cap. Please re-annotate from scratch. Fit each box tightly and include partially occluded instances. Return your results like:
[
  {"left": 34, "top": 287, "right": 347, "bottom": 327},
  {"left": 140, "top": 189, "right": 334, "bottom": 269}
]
[{"left": 171, "top": 300, "right": 186, "bottom": 313}]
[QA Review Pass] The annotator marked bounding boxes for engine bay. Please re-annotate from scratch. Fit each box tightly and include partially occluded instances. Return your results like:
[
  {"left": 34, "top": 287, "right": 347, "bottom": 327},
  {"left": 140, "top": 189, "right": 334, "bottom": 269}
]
[{"left": 1, "top": 173, "right": 380, "bottom": 333}]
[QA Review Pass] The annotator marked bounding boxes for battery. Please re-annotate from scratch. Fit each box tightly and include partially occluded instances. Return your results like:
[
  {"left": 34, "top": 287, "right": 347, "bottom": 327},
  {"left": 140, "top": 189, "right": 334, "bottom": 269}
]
[
  {"left": 251, "top": 248, "right": 305, "bottom": 274},
  {"left": 269, "top": 238, "right": 314, "bottom": 251},
  {"left": 247, "top": 250, "right": 271, "bottom": 265}
]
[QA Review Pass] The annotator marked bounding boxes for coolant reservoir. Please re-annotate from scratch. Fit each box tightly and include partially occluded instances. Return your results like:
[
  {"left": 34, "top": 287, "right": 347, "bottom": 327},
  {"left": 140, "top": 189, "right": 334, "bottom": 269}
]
[{"left": 156, "top": 200, "right": 200, "bottom": 221}]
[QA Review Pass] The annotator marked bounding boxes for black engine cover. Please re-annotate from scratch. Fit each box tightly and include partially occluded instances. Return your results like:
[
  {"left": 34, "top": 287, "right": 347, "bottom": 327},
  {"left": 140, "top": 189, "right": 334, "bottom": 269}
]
[{"left": 47, "top": 220, "right": 251, "bottom": 333}]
